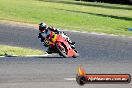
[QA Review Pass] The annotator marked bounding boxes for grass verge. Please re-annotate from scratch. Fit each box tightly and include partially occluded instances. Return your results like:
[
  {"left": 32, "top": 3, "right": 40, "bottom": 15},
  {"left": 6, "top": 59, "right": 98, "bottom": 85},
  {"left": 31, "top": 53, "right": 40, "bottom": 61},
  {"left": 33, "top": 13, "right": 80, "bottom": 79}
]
[
  {"left": 0, "top": 45, "right": 45, "bottom": 56},
  {"left": 0, "top": 0, "right": 132, "bottom": 36}
]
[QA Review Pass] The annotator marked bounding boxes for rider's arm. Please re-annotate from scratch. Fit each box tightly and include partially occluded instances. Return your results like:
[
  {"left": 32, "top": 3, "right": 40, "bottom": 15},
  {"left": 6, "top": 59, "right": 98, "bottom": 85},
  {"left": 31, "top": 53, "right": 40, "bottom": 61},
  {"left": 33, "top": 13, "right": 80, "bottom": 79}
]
[
  {"left": 48, "top": 27, "right": 61, "bottom": 34},
  {"left": 48, "top": 27, "right": 68, "bottom": 38},
  {"left": 38, "top": 33, "right": 44, "bottom": 42},
  {"left": 38, "top": 33, "right": 49, "bottom": 47}
]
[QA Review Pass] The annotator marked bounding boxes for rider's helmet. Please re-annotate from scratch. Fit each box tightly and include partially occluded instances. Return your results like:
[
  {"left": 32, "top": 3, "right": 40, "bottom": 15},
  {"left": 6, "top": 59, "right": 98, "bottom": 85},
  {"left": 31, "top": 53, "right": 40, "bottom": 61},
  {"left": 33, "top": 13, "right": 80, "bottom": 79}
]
[{"left": 39, "top": 22, "right": 48, "bottom": 32}]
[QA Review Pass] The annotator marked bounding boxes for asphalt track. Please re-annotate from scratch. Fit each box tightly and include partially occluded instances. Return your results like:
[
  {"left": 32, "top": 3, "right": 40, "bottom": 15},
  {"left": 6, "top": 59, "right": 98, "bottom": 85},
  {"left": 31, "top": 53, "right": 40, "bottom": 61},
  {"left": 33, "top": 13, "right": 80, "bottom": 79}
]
[{"left": 0, "top": 22, "right": 132, "bottom": 88}]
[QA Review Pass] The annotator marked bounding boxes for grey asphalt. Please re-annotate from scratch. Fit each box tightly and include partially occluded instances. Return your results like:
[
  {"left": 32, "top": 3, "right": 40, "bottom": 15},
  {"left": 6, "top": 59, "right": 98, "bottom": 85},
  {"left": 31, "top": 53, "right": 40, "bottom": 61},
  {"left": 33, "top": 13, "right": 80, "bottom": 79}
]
[{"left": 0, "top": 22, "right": 132, "bottom": 88}]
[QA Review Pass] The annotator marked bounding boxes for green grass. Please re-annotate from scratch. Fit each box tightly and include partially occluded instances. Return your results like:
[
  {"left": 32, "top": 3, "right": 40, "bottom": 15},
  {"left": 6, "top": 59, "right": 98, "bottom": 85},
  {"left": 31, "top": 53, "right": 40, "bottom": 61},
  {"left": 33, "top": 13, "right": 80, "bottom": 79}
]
[
  {"left": 0, "top": 45, "right": 45, "bottom": 56},
  {"left": 0, "top": 0, "right": 132, "bottom": 36}
]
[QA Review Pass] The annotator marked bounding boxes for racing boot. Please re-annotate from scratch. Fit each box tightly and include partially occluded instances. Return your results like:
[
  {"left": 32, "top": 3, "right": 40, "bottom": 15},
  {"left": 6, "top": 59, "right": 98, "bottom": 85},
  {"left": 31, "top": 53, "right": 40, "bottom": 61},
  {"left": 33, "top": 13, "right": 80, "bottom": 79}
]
[
  {"left": 67, "top": 38, "right": 75, "bottom": 48},
  {"left": 69, "top": 41, "right": 76, "bottom": 49},
  {"left": 67, "top": 37, "right": 75, "bottom": 45}
]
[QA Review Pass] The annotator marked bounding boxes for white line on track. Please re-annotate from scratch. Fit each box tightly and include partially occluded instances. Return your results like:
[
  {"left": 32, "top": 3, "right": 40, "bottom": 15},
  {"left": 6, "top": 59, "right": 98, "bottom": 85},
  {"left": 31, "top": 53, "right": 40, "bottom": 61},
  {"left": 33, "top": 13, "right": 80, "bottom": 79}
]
[
  {"left": 0, "top": 54, "right": 53, "bottom": 58},
  {"left": 0, "top": 56, "right": 5, "bottom": 58},
  {"left": 64, "top": 78, "right": 76, "bottom": 81},
  {"left": 23, "top": 54, "right": 51, "bottom": 57},
  {"left": 63, "top": 30, "right": 132, "bottom": 39}
]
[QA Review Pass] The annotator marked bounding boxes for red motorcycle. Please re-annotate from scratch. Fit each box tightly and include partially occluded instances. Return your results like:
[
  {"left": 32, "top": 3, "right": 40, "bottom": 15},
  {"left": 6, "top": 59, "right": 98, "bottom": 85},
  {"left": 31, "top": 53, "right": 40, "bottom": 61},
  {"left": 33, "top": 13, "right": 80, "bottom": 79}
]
[{"left": 44, "top": 31, "right": 78, "bottom": 58}]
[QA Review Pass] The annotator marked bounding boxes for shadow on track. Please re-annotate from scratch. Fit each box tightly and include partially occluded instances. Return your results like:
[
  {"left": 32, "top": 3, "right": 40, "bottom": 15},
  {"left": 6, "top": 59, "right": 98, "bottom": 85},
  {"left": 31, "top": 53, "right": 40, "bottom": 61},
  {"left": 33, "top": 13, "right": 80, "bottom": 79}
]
[{"left": 36, "top": 56, "right": 63, "bottom": 58}]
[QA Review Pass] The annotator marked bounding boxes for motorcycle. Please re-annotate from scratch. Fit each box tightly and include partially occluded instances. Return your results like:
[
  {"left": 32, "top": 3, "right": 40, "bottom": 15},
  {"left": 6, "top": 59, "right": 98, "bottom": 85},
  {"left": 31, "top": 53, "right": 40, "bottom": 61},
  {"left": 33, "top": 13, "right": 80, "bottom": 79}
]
[{"left": 43, "top": 31, "right": 78, "bottom": 58}]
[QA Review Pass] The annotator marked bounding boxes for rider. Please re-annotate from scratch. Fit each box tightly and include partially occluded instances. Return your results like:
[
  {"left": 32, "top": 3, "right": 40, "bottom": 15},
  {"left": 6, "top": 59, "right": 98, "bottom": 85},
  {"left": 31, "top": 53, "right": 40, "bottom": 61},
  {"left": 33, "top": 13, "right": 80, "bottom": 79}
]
[{"left": 38, "top": 22, "right": 75, "bottom": 54}]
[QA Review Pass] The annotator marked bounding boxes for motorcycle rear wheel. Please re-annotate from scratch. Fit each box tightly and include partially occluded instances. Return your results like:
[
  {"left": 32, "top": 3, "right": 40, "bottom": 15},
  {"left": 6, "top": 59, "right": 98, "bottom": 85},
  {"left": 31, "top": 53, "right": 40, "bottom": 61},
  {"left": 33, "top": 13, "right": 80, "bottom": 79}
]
[{"left": 56, "top": 43, "right": 68, "bottom": 58}]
